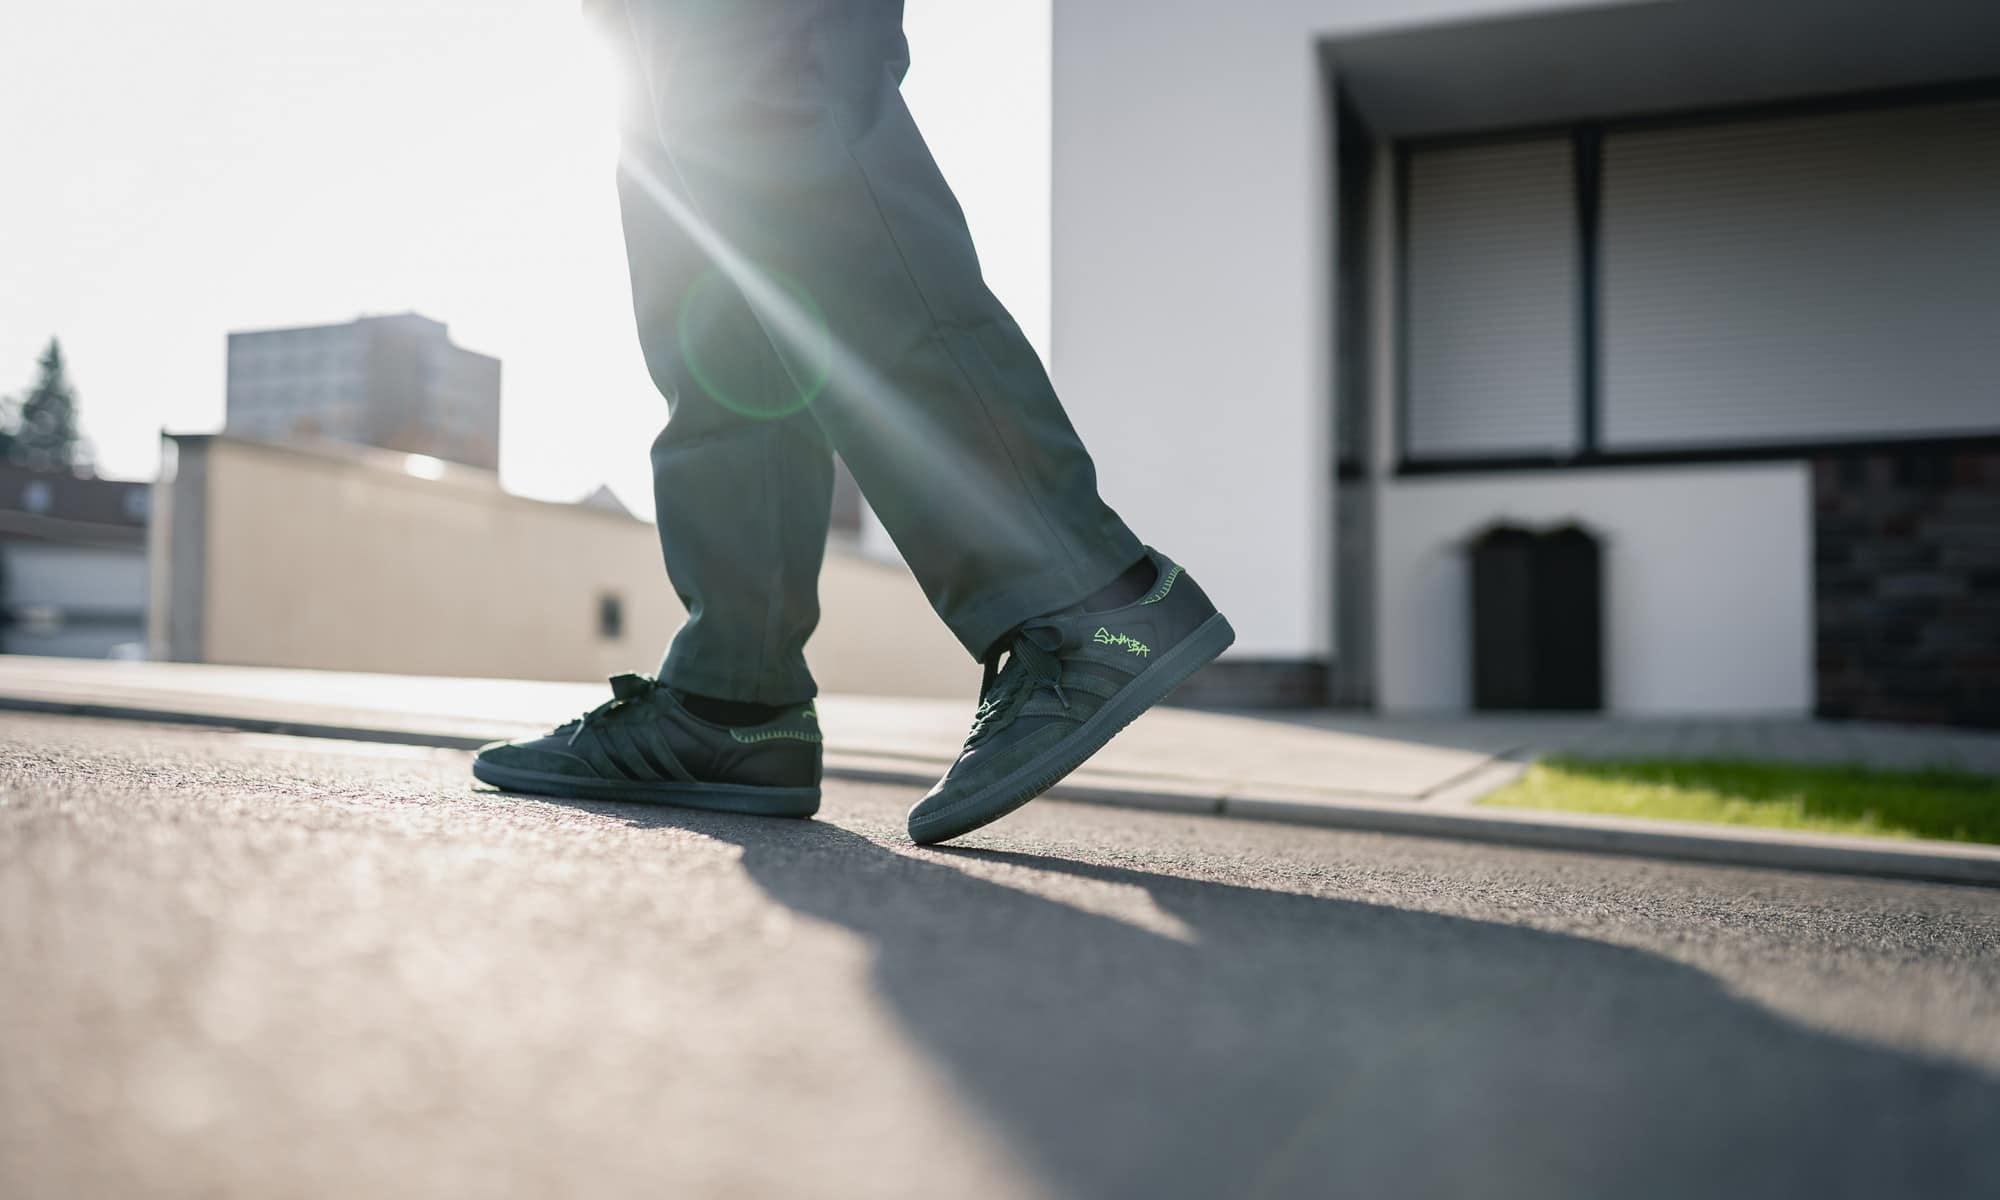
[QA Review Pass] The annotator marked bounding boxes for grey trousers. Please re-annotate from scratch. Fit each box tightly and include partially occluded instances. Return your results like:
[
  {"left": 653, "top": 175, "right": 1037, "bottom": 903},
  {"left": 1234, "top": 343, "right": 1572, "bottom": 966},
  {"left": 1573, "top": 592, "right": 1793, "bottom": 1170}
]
[{"left": 605, "top": 0, "right": 1142, "bottom": 704}]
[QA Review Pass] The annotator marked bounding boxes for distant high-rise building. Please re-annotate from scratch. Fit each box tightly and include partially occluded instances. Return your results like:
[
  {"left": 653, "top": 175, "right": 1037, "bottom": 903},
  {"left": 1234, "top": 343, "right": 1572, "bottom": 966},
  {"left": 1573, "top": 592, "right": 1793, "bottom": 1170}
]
[{"left": 225, "top": 313, "right": 501, "bottom": 471}]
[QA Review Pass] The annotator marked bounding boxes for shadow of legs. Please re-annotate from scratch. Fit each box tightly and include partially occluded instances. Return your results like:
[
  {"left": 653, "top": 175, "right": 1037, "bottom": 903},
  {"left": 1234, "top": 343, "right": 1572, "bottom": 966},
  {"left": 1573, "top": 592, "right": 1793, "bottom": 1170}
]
[{"left": 534, "top": 798, "right": 2000, "bottom": 1199}]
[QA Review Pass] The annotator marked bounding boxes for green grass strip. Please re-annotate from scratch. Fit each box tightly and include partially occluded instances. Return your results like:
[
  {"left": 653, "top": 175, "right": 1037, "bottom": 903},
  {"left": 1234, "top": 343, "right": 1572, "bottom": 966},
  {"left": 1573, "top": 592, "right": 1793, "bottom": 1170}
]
[{"left": 1481, "top": 756, "right": 2000, "bottom": 846}]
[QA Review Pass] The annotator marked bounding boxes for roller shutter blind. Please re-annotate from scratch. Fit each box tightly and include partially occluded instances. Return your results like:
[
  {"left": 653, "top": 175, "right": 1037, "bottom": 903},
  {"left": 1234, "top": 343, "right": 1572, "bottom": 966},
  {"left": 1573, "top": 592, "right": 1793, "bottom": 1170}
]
[
  {"left": 1601, "top": 98, "right": 2000, "bottom": 450},
  {"left": 1404, "top": 137, "right": 1579, "bottom": 459}
]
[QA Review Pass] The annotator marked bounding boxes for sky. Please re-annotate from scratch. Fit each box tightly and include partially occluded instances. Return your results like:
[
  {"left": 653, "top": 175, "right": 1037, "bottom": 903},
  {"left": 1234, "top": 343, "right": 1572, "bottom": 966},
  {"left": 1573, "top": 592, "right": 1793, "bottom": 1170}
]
[{"left": 0, "top": 0, "right": 1051, "bottom": 519}]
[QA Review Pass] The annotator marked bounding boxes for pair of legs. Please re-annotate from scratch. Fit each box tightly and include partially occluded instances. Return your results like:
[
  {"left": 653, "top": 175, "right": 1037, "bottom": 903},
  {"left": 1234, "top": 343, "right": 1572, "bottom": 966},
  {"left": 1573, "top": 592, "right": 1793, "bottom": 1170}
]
[
  {"left": 474, "top": 1, "right": 1233, "bottom": 843},
  {"left": 606, "top": 0, "right": 1144, "bottom": 703}
]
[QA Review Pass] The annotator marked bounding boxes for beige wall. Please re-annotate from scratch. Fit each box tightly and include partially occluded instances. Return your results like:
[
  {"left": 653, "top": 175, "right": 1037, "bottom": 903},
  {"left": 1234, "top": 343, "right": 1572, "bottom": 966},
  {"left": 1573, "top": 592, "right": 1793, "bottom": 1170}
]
[
  {"left": 806, "top": 537, "right": 981, "bottom": 699},
  {"left": 155, "top": 436, "right": 977, "bottom": 698}
]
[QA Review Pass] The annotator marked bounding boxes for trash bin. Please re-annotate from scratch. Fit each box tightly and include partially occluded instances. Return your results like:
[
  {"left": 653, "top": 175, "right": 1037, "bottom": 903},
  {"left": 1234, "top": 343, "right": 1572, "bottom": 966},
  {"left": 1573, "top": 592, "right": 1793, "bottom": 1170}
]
[{"left": 1469, "top": 522, "right": 1602, "bottom": 711}]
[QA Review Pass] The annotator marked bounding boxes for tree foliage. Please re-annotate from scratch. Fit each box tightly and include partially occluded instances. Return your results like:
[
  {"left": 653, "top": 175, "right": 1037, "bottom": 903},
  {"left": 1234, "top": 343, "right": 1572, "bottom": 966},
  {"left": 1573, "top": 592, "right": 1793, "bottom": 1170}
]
[{"left": 5, "top": 338, "right": 86, "bottom": 470}]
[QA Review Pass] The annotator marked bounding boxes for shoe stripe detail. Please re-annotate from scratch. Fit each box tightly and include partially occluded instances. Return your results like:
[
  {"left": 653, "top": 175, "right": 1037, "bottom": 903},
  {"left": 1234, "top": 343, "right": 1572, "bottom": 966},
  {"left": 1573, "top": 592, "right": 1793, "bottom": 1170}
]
[
  {"left": 573, "top": 738, "right": 627, "bottom": 781},
  {"left": 630, "top": 731, "right": 695, "bottom": 783},
  {"left": 597, "top": 730, "right": 657, "bottom": 782},
  {"left": 1053, "top": 673, "right": 1124, "bottom": 701},
  {"left": 1023, "top": 694, "right": 1103, "bottom": 719},
  {"left": 1060, "top": 659, "right": 1136, "bottom": 690}
]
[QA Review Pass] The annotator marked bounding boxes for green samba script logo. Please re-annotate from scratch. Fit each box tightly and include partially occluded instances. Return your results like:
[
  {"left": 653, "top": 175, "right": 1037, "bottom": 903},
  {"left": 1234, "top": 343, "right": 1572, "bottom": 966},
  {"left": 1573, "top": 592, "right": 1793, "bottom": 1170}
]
[{"left": 1093, "top": 627, "right": 1151, "bottom": 657}]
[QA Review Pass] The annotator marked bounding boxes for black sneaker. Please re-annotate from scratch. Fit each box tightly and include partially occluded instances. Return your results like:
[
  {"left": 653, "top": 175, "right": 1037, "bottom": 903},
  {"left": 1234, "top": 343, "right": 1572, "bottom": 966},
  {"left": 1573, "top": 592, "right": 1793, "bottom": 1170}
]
[
  {"left": 472, "top": 674, "right": 822, "bottom": 817},
  {"left": 907, "top": 547, "right": 1233, "bottom": 845}
]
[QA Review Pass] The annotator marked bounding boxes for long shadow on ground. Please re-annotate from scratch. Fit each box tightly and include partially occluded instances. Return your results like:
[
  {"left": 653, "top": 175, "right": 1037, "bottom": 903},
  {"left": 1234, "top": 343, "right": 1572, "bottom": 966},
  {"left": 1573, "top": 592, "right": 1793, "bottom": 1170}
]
[{"left": 549, "top": 801, "right": 2000, "bottom": 1199}]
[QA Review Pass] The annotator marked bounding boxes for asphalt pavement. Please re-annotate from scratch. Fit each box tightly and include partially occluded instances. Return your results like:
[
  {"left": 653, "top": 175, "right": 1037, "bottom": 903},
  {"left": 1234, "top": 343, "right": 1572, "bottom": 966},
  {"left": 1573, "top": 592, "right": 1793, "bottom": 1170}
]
[{"left": 4, "top": 713, "right": 1999, "bottom": 1199}]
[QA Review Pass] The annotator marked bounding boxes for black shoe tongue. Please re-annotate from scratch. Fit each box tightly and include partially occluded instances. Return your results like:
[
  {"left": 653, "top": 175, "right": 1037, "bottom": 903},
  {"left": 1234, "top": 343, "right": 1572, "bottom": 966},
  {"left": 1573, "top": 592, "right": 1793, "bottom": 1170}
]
[{"left": 608, "top": 673, "right": 654, "bottom": 700}]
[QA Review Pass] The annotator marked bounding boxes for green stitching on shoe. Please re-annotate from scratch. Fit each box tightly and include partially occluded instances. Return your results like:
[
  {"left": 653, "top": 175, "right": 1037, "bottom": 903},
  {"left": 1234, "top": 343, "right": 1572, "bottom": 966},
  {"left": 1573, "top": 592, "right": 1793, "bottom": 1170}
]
[
  {"left": 802, "top": 704, "right": 817, "bottom": 722},
  {"left": 1093, "top": 627, "right": 1151, "bottom": 657},
  {"left": 730, "top": 727, "right": 824, "bottom": 744},
  {"left": 1139, "top": 564, "right": 1182, "bottom": 605}
]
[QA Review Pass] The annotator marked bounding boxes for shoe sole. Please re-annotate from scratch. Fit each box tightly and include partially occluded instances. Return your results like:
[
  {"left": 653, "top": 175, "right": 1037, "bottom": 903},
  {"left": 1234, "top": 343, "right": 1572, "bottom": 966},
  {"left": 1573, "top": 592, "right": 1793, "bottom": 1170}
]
[
  {"left": 470, "top": 758, "right": 821, "bottom": 818},
  {"left": 908, "top": 610, "right": 1236, "bottom": 846}
]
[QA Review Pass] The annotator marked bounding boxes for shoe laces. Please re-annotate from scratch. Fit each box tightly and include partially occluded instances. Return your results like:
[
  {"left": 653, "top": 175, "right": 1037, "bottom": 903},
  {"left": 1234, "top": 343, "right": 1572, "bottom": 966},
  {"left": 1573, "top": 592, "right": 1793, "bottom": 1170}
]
[
  {"left": 968, "top": 622, "right": 1069, "bottom": 744},
  {"left": 560, "top": 673, "right": 660, "bottom": 744}
]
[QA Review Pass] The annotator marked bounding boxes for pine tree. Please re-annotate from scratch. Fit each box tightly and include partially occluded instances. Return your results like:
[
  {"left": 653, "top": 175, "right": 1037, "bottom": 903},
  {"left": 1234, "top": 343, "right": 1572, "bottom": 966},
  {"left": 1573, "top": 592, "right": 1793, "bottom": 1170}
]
[{"left": 11, "top": 338, "right": 83, "bottom": 471}]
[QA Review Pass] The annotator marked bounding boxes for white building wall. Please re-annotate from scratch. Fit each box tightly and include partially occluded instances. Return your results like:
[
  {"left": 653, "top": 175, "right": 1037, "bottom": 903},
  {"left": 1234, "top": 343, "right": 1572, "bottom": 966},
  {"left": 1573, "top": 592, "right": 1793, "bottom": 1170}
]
[
  {"left": 2, "top": 543, "right": 147, "bottom": 610},
  {"left": 1375, "top": 463, "right": 1814, "bottom": 715},
  {"left": 1, "top": 543, "right": 149, "bottom": 659},
  {"left": 1050, "top": 0, "right": 1608, "bottom": 662}
]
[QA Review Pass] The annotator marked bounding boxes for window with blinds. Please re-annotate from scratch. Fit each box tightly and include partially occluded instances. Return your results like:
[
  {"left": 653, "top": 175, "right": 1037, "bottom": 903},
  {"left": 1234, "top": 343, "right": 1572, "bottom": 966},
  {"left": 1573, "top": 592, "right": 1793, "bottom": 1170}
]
[
  {"left": 1600, "top": 98, "right": 2000, "bottom": 450},
  {"left": 1403, "top": 137, "right": 1579, "bottom": 460}
]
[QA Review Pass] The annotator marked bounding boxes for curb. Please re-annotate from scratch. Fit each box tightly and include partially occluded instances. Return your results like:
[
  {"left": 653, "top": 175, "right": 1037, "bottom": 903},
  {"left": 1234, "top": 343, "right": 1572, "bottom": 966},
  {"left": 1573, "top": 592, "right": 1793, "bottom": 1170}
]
[
  {"left": 0, "top": 696, "right": 497, "bottom": 751},
  {"left": 1213, "top": 794, "right": 2000, "bottom": 889},
  {"left": 7, "top": 694, "right": 1998, "bottom": 889}
]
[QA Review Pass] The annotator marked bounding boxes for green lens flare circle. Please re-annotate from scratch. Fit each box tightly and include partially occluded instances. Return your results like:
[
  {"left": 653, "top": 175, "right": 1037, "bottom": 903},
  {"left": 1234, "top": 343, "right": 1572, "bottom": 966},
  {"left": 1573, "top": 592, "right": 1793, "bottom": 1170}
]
[{"left": 676, "top": 266, "right": 831, "bottom": 421}]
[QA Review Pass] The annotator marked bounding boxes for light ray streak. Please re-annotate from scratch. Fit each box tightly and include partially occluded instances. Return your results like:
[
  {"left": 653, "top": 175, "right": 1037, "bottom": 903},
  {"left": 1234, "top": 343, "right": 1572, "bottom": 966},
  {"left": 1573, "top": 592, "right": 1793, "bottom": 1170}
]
[{"left": 616, "top": 147, "right": 1051, "bottom": 563}]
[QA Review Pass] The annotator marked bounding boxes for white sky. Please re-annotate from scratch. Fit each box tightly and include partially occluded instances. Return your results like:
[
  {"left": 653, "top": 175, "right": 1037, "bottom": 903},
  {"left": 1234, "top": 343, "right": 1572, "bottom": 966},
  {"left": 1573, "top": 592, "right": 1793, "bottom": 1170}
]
[{"left": 0, "top": 0, "right": 1051, "bottom": 519}]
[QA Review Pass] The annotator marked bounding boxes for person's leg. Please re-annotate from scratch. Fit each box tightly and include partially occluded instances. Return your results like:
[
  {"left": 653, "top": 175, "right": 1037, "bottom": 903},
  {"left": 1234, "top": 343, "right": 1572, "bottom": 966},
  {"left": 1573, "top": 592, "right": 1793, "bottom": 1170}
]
[
  {"left": 619, "top": 136, "right": 836, "bottom": 708},
  {"left": 615, "top": 0, "right": 1145, "bottom": 664},
  {"left": 474, "top": 182, "right": 831, "bottom": 815},
  {"left": 601, "top": 0, "right": 1231, "bottom": 845}
]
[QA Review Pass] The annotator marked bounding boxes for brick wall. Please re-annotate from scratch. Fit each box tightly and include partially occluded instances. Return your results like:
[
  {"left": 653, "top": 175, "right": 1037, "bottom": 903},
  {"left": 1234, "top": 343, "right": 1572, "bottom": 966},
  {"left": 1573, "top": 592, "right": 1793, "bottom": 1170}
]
[{"left": 1814, "top": 450, "right": 2000, "bottom": 729}]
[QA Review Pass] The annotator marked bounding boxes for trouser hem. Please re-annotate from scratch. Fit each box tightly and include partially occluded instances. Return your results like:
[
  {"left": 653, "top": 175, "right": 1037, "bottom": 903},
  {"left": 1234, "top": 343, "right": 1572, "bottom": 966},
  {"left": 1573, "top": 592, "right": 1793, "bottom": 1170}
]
[
  {"left": 949, "top": 532, "right": 1147, "bottom": 663},
  {"left": 657, "top": 653, "right": 818, "bottom": 708},
  {"left": 657, "top": 530, "right": 1144, "bottom": 700}
]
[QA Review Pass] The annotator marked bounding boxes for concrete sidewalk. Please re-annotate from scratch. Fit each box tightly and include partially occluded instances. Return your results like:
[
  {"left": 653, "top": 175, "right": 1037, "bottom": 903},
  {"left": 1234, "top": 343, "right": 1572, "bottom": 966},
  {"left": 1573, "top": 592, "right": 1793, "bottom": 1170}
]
[{"left": 3, "top": 656, "right": 1998, "bottom": 886}]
